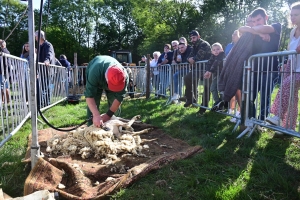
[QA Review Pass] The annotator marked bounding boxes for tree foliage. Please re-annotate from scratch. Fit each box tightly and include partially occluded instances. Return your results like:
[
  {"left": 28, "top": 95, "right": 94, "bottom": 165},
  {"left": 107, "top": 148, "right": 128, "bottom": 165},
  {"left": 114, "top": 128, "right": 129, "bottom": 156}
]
[{"left": 0, "top": 0, "right": 295, "bottom": 64}]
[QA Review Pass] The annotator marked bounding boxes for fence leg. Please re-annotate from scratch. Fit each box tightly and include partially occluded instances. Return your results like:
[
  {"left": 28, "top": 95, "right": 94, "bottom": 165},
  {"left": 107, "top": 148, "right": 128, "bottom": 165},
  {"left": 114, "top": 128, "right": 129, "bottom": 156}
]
[
  {"left": 232, "top": 120, "right": 241, "bottom": 133},
  {"left": 236, "top": 127, "right": 251, "bottom": 139}
]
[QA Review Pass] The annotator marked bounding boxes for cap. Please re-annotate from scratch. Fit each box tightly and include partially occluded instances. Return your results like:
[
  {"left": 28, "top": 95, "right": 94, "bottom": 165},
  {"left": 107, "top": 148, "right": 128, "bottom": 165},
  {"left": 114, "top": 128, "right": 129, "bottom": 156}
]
[
  {"left": 189, "top": 30, "right": 199, "bottom": 37},
  {"left": 106, "top": 65, "right": 126, "bottom": 92},
  {"left": 35, "top": 30, "right": 45, "bottom": 39}
]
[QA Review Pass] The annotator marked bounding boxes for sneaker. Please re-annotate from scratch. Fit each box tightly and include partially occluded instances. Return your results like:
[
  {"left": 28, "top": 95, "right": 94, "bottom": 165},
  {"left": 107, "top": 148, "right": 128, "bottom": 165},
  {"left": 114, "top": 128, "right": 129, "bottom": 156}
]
[
  {"left": 266, "top": 116, "right": 281, "bottom": 126},
  {"left": 230, "top": 117, "right": 237, "bottom": 123},
  {"left": 229, "top": 111, "right": 240, "bottom": 123},
  {"left": 211, "top": 101, "right": 224, "bottom": 111},
  {"left": 171, "top": 93, "right": 179, "bottom": 101}
]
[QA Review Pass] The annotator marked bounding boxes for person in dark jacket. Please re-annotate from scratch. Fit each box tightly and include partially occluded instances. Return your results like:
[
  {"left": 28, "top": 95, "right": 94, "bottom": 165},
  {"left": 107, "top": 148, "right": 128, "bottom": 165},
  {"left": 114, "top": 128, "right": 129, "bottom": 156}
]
[
  {"left": 59, "top": 54, "right": 71, "bottom": 70},
  {"left": 203, "top": 42, "right": 225, "bottom": 111},
  {"left": 35, "top": 30, "right": 56, "bottom": 107},
  {"left": 184, "top": 30, "right": 211, "bottom": 115},
  {"left": 170, "top": 39, "right": 192, "bottom": 103}
]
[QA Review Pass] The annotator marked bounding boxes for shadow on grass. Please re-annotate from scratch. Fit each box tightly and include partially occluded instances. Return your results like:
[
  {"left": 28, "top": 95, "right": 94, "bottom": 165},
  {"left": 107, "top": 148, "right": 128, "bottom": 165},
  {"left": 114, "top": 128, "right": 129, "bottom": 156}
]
[{"left": 234, "top": 134, "right": 300, "bottom": 199}]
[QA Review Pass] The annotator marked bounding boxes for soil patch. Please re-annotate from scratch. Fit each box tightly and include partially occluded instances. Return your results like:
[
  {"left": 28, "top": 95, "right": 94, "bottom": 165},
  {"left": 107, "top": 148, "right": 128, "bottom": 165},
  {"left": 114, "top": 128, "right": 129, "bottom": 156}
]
[{"left": 23, "top": 123, "right": 203, "bottom": 199}]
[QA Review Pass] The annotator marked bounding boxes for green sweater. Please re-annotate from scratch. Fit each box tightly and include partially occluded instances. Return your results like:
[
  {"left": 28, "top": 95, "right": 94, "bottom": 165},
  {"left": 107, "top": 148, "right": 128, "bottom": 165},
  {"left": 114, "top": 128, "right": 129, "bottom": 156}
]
[{"left": 84, "top": 55, "right": 129, "bottom": 103}]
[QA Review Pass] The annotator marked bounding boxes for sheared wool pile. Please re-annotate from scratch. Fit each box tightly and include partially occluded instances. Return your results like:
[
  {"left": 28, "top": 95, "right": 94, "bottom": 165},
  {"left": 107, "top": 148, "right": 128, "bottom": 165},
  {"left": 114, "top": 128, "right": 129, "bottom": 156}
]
[{"left": 46, "top": 115, "right": 150, "bottom": 165}]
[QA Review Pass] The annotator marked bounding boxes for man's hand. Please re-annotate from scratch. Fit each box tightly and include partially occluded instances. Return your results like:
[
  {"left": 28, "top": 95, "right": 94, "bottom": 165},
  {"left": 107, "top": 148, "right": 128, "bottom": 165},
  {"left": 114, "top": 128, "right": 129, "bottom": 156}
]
[
  {"left": 44, "top": 60, "right": 50, "bottom": 66},
  {"left": 100, "top": 113, "right": 111, "bottom": 123},
  {"left": 188, "top": 57, "right": 195, "bottom": 64},
  {"left": 93, "top": 115, "right": 104, "bottom": 128},
  {"left": 259, "top": 33, "right": 270, "bottom": 42},
  {"left": 296, "top": 45, "right": 300, "bottom": 54},
  {"left": 203, "top": 71, "right": 211, "bottom": 79}
]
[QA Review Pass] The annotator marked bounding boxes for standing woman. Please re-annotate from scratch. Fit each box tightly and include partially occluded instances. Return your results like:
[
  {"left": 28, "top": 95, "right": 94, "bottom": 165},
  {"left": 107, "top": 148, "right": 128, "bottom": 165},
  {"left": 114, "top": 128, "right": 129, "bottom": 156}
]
[
  {"left": 150, "top": 51, "right": 161, "bottom": 95},
  {"left": 21, "top": 42, "right": 30, "bottom": 60},
  {"left": 20, "top": 42, "right": 30, "bottom": 101},
  {"left": 266, "top": 2, "right": 300, "bottom": 130}
]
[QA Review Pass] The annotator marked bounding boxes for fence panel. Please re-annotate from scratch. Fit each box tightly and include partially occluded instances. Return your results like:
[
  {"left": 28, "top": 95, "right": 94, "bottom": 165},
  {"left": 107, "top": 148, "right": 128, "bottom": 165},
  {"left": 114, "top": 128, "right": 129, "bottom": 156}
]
[
  {"left": 0, "top": 53, "right": 68, "bottom": 148},
  {"left": 237, "top": 50, "right": 300, "bottom": 138}
]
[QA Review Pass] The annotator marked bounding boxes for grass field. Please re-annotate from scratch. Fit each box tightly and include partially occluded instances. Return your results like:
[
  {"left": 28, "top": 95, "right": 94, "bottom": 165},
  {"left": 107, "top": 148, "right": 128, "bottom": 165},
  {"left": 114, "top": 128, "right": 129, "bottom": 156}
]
[{"left": 0, "top": 95, "right": 300, "bottom": 200}]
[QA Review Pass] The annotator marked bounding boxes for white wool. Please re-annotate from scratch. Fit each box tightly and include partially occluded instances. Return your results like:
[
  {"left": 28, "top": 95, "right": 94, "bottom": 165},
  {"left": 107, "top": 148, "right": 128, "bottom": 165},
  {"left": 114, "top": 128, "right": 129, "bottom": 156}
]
[{"left": 46, "top": 115, "right": 151, "bottom": 164}]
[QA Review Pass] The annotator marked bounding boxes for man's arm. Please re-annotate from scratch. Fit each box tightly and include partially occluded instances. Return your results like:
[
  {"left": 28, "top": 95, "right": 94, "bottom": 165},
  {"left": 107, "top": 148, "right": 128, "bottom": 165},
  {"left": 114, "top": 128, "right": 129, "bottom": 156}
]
[
  {"left": 44, "top": 43, "right": 55, "bottom": 66},
  {"left": 86, "top": 97, "right": 102, "bottom": 127},
  {"left": 239, "top": 25, "right": 274, "bottom": 35},
  {"left": 193, "top": 43, "right": 211, "bottom": 62}
]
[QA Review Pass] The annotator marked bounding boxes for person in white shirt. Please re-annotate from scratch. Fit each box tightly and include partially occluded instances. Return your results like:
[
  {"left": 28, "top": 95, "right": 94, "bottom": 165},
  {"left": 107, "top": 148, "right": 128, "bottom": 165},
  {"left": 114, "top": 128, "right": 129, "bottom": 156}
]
[{"left": 150, "top": 51, "right": 161, "bottom": 95}]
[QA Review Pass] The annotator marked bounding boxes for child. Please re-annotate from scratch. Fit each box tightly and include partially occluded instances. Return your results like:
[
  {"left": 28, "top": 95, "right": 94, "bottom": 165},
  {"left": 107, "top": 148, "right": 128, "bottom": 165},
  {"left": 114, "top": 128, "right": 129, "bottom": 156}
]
[{"left": 203, "top": 42, "right": 225, "bottom": 111}]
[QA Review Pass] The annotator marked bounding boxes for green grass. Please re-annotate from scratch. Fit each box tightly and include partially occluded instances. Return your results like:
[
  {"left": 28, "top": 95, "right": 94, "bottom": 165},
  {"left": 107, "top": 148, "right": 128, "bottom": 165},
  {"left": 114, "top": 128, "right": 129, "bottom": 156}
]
[{"left": 1, "top": 96, "right": 300, "bottom": 199}]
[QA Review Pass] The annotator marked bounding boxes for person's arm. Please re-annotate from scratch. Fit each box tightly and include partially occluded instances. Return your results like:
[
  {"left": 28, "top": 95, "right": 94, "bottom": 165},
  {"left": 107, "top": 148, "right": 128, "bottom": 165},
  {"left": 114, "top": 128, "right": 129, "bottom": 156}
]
[
  {"left": 251, "top": 25, "right": 275, "bottom": 34},
  {"left": 157, "top": 54, "right": 163, "bottom": 66},
  {"left": 238, "top": 26, "right": 256, "bottom": 34},
  {"left": 86, "top": 97, "right": 103, "bottom": 127},
  {"left": 44, "top": 43, "right": 55, "bottom": 66},
  {"left": 187, "top": 47, "right": 195, "bottom": 64},
  {"left": 161, "top": 53, "right": 171, "bottom": 65},
  {"left": 193, "top": 43, "right": 211, "bottom": 62},
  {"left": 239, "top": 25, "right": 274, "bottom": 41}
]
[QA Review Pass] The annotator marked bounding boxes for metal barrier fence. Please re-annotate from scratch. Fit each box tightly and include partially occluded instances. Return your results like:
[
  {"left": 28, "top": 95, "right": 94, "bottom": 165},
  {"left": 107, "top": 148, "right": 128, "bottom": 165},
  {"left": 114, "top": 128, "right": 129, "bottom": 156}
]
[
  {"left": 237, "top": 50, "right": 300, "bottom": 138},
  {"left": 0, "top": 53, "right": 68, "bottom": 148},
  {"left": 66, "top": 52, "right": 300, "bottom": 139}
]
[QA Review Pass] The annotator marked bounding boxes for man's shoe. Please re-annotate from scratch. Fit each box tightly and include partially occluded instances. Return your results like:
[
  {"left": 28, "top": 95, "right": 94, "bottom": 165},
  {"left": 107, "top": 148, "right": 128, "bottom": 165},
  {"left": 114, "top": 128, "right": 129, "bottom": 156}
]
[
  {"left": 230, "top": 111, "right": 240, "bottom": 123},
  {"left": 266, "top": 115, "right": 281, "bottom": 126}
]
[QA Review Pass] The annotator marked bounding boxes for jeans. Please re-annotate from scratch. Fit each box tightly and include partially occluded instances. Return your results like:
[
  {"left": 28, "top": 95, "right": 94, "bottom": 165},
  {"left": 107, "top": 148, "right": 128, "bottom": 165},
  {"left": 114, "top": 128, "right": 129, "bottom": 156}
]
[
  {"left": 173, "top": 68, "right": 189, "bottom": 96},
  {"left": 250, "top": 72, "right": 278, "bottom": 120},
  {"left": 159, "top": 70, "right": 170, "bottom": 95},
  {"left": 184, "top": 70, "right": 211, "bottom": 107},
  {"left": 210, "top": 75, "right": 221, "bottom": 103}
]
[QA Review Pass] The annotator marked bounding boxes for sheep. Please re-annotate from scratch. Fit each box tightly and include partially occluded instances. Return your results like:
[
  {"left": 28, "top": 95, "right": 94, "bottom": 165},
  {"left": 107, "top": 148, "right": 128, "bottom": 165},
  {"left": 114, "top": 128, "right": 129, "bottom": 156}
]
[{"left": 46, "top": 115, "right": 151, "bottom": 165}]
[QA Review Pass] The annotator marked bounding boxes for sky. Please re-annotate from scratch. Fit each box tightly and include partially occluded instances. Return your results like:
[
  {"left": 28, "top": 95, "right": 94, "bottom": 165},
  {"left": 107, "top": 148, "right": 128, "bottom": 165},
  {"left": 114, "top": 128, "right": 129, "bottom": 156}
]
[
  {"left": 33, "top": 0, "right": 43, "bottom": 10},
  {"left": 20, "top": 0, "right": 44, "bottom": 10}
]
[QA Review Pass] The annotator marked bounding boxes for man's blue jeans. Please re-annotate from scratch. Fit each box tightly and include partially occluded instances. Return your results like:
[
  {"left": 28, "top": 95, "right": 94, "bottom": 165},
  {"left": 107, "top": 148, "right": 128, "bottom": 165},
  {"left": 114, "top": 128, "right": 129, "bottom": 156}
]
[{"left": 173, "top": 68, "right": 189, "bottom": 96}]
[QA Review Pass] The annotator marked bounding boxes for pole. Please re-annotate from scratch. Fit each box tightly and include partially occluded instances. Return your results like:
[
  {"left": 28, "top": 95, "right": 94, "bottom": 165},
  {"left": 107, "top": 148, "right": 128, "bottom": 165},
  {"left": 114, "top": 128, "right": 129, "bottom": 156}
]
[
  {"left": 72, "top": 53, "right": 78, "bottom": 96},
  {"left": 28, "top": 0, "right": 39, "bottom": 168},
  {"left": 146, "top": 54, "right": 150, "bottom": 99}
]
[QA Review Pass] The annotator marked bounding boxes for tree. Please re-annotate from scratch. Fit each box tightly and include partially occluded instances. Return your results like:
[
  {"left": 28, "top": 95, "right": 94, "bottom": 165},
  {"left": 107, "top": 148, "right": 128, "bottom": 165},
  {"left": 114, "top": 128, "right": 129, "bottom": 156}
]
[{"left": 0, "top": 0, "right": 29, "bottom": 56}]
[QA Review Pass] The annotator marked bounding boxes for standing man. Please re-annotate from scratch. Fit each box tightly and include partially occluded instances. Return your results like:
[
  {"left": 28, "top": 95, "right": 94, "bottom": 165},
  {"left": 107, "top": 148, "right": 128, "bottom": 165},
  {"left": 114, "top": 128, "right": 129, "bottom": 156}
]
[
  {"left": 84, "top": 55, "right": 128, "bottom": 127},
  {"left": 238, "top": 8, "right": 281, "bottom": 120},
  {"left": 184, "top": 30, "right": 211, "bottom": 114},
  {"left": 35, "top": 30, "right": 56, "bottom": 107},
  {"left": 0, "top": 40, "right": 10, "bottom": 103},
  {"left": 171, "top": 41, "right": 192, "bottom": 102}
]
